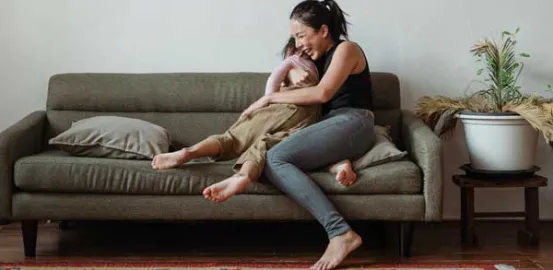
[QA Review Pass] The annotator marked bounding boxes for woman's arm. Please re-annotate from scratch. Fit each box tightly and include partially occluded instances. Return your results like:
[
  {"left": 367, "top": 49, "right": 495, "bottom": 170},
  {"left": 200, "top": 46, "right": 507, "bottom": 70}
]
[
  {"left": 240, "top": 42, "right": 365, "bottom": 118},
  {"left": 267, "top": 41, "right": 364, "bottom": 105}
]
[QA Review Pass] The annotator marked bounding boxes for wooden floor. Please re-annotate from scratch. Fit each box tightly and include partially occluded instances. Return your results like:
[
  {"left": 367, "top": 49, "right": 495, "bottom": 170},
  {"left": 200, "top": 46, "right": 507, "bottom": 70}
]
[{"left": 1, "top": 220, "right": 552, "bottom": 269}]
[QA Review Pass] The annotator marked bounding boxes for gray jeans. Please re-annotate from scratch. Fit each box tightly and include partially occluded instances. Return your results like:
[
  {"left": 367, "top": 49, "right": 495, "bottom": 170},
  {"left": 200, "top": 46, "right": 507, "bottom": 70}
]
[{"left": 264, "top": 107, "right": 376, "bottom": 239}]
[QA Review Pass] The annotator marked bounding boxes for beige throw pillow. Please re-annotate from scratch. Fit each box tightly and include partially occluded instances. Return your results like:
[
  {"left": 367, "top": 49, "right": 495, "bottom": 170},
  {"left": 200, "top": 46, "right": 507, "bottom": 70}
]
[
  {"left": 49, "top": 116, "right": 170, "bottom": 160},
  {"left": 352, "top": 125, "right": 408, "bottom": 170}
]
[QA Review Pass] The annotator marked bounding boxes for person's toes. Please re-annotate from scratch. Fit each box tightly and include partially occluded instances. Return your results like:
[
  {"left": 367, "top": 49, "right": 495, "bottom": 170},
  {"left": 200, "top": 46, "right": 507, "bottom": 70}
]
[
  {"left": 337, "top": 170, "right": 346, "bottom": 181},
  {"left": 310, "top": 261, "right": 320, "bottom": 270},
  {"left": 320, "top": 262, "right": 327, "bottom": 270},
  {"left": 327, "top": 260, "right": 339, "bottom": 270},
  {"left": 344, "top": 172, "right": 357, "bottom": 187},
  {"left": 203, "top": 188, "right": 211, "bottom": 199},
  {"left": 337, "top": 173, "right": 346, "bottom": 185},
  {"left": 315, "top": 261, "right": 323, "bottom": 270}
]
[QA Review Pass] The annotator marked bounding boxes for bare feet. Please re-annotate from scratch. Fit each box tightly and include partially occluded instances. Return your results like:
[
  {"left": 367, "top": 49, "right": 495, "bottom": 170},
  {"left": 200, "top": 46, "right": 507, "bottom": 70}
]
[
  {"left": 311, "top": 230, "right": 363, "bottom": 270},
  {"left": 151, "top": 148, "right": 192, "bottom": 170},
  {"left": 329, "top": 160, "right": 357, "bottom": 187},
  {"left": 202, "top": 173, "right": 252, "bottom": 203}
]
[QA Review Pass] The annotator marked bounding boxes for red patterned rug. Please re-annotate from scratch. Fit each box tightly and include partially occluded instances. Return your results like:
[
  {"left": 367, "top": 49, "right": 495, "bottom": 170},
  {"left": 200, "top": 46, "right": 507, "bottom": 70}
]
[{"left": 0, "top": 261, "right": 503, "bottom": 269}]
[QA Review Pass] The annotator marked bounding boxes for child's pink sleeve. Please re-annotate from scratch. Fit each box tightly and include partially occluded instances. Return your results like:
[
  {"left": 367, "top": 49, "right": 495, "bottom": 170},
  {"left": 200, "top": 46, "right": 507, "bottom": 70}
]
[{"left": 264, "top": 56, "right": 296, "bottom": 95}]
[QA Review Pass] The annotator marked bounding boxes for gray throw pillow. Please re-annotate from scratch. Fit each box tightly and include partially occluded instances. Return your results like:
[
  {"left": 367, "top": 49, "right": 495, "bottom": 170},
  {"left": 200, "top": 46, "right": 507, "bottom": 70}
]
[
  {"left": 49, "top": 116, "right": 170, "bottom": 160},
  {"left": 352, "top": 125, "right": 408, "bottom": 170}
]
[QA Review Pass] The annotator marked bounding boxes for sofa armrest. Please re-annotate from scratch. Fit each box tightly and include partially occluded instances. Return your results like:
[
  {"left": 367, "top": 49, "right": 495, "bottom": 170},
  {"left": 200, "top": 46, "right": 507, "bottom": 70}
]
[
  {"left": 0, "top": 111, "right": 46, "bottom": 219},
  {"left": 401, "top": 110, "right": 443, "bottom": 221}
]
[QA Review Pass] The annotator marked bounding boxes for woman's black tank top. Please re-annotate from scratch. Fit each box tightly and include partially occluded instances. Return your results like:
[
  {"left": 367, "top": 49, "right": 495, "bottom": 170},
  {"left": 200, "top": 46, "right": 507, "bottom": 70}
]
[{"left": 315, "top": 40, "right": 374, "bottom": 115}]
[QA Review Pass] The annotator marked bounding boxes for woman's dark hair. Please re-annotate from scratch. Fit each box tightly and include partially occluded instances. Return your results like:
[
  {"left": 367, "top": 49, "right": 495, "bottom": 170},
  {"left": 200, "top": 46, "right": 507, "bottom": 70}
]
[{"left": 290, "top": 0, "right": 350, "bottom": 43}]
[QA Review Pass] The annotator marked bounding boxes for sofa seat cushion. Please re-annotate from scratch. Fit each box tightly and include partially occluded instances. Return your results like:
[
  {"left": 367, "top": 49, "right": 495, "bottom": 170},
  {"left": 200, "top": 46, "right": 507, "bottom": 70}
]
[{"left": 14, "top": 151, "right": 422, "bottom": 195}]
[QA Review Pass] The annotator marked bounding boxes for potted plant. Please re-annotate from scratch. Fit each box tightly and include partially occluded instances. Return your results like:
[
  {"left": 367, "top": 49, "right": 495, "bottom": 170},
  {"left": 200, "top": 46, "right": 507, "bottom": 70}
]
[{"left": 415, "top": 28, "right": 553, "bottom": 172}]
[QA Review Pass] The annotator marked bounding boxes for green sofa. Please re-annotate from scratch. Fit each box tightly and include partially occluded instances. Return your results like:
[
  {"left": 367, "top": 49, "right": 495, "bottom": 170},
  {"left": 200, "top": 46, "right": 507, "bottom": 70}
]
[{"left": 0, "top": 72, "right": 442, "bottom": 257}]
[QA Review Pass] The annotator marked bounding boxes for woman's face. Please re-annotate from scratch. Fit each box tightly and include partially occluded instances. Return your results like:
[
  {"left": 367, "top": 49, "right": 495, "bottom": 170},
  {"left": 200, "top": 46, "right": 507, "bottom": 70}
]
[{"left": 290, "top": 19, "right": 331, "bottom": 61}]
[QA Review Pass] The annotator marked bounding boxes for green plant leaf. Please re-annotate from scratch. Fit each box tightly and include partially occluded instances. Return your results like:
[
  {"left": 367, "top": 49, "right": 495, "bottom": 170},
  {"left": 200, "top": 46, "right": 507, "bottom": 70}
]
[
  {"left": 520, "top": 53, "right": 530, "bottom": 57},
  {"left": 515, "top": 27, "right": 520, "bottom": 34},
  {"left": 477, "top": 68, "right": 484, "bottom": 76},
  {"left": 502, "top": 31, "right": 512, "bottom": 38}
]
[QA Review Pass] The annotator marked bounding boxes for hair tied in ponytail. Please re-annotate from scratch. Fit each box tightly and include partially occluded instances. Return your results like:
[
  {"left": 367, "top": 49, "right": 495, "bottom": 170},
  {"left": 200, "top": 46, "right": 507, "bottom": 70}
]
[
  {"left": 290, "top": 0, "right": 350, "bottom": 42},
  {"left": 320, "top": 0, "right": 330, "bottom": 10}
]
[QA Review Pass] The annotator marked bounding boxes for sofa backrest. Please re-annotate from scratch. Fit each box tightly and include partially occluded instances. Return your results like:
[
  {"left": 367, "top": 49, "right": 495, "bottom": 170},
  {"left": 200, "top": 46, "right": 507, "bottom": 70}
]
[{"left": 45, "top": 72, "right": 401, "bottom": 148}]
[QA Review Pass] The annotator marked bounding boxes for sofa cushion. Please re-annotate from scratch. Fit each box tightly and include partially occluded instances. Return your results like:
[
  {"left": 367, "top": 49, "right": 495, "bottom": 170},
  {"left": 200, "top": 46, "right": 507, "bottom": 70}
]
[
  {"left": 48, "top": 116, "right": 171, "bottom": 159},
  {"left": 14, "top": 151, "right": 421, "bottom": 195},
  {"left": 352, "top": 125, "right": 407, "bottom": 170},
  {"left": 45, "top": 111, "right": 240, "bottom": 152}
]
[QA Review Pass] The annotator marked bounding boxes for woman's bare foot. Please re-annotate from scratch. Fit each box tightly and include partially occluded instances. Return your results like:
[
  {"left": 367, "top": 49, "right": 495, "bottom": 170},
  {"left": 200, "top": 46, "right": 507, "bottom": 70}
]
[
  {"left": 151, "top": 148, "right": 192, "bottom": 170},
  {"left": 203, "top": 173, "right": 252, "bottom": 203},
  {"left": 310, "top": 230, "right": 363, "bottom": 270},
  {"left": 329, "top": 160, "right": 357, "bottom": 187}
]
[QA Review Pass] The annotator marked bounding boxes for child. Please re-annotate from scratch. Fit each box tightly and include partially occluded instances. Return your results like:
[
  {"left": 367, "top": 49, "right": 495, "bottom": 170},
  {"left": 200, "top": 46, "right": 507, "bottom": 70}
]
[{"left": 151, "top": 37, "right": 357, "bottom": 203}]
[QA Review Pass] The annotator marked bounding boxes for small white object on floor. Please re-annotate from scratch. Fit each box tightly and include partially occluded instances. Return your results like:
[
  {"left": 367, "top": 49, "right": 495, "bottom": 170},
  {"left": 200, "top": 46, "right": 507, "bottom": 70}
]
[{"left": 495, "top": 264, "right": 516, "bottom": 270}]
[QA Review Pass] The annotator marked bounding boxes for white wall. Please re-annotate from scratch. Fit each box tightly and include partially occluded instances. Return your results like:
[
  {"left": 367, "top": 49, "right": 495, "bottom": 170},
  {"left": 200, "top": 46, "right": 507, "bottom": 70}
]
[{"left": 1, "top": 0, "right": 552, "bottom": 220}]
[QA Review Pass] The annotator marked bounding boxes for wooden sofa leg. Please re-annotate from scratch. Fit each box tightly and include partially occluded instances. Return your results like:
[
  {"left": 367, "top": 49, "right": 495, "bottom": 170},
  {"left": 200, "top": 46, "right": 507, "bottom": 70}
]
[
  {"left": 373, "top": 221, "right": 387, "bottom": 249},
  {"left": 398, "top": 222, "right": 414, "bottom": 259},
  {"left": 21, "top": 220, "right": 38, "bottom": 257}
]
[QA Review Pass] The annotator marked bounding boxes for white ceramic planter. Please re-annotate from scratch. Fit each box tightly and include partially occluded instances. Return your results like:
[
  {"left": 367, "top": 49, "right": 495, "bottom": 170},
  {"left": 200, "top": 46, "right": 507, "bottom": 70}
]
[{"left": 457, "top": 112, "right": 538, "bottom": 171}]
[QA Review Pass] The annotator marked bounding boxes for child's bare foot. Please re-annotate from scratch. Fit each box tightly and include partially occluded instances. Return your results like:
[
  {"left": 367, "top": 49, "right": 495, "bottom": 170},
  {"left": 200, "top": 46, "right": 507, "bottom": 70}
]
[
  {"left": 202, "top": 174, "right": 252, "bottom": 203},
  {"left": 329, "top": 160, "right": 357, "bottom": 187},
  {"left": 310, "top": 230, "right": 363, "bottom": 270},
  {"left": 151, "top": 149, "right": 192, "bottom": 170}
]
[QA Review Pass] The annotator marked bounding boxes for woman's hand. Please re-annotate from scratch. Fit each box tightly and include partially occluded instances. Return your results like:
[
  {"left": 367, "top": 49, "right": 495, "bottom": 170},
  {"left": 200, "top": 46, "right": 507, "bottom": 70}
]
[
  {"left": 241, "top": 95, "right": 270, "bottom": 119},
  {"left": 287, "top": 68, "right": 316, "bottom": 87}
]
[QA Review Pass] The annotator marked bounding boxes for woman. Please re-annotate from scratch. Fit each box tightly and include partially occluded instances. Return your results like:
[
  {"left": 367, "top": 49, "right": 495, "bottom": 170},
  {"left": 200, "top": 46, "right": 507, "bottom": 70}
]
[
  {"left": 242, "top": 1, "right": 376, "bottom": 269},
  {"left": 151, "top": 36, "right": 355, "bottom": 203}
]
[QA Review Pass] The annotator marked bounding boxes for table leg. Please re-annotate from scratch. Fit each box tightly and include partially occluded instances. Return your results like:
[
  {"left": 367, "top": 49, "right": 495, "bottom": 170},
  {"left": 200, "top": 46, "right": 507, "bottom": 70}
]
[
  {"left": 461, "top": 187, "right": 475, "bottom": 245},
  {"left": 518, "top": 187, "right": 539, "bottom": 246}
]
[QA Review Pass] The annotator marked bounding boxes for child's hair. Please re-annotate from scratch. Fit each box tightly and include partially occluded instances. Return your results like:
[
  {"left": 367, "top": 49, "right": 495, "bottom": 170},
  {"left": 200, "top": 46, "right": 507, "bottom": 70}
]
[
  {"left": 281, "top": 36, "right": 297, "bottom": 59},
  {"left": 289, "top": 0, "right": 350, "bottom": 43}
]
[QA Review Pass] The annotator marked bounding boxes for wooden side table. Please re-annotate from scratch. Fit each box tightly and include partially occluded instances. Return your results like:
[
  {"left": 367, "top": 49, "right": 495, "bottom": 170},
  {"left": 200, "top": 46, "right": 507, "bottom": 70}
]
[{"left": 452, "top": 174, "right": 547, "bottom": 246}]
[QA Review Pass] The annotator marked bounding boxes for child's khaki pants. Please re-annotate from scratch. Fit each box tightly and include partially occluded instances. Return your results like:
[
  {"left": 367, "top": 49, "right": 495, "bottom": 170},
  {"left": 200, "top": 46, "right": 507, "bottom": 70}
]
[{"left": 208, "top": 103, "right": 320, "bottom": 179}]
